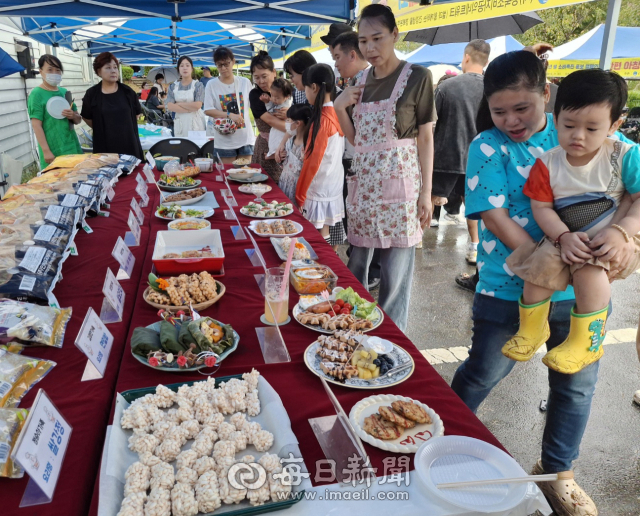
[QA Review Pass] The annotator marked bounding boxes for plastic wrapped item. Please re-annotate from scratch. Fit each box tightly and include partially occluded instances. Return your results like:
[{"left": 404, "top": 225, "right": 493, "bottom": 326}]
[
  {"left": 0, "top": 224, "right": 72, "bottom": 254},
  {"left": 57, "top": 193, "right": 93, "bottom": 212},
  {"left": 0, "top": 299, "right": 72, "bottom": 347},
  {"left": 0, "top": 246, "right": 63, "bottom": 280},
  {"left": 40, "top": 205, "right": 80, "bottom": 231},
  {"left": 0, "top": 407, "right": 28, "bottom": 478},
  {"left": 0, "top": 270, "right": 57, "bottom": 304},
  {"left": 0, "top": 348, "right": 55, "bottom": 407},
  {"left": 0, "top": 206, "right": 44, "bottom": 225}
]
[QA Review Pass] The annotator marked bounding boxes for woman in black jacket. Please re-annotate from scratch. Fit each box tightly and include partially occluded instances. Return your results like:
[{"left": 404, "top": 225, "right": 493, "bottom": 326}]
[{"left": 81, "top": 52, "right": 144, "bottom": 159}]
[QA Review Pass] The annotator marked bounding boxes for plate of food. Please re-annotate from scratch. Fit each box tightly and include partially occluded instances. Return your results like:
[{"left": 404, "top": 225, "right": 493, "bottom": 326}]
[
  {"left": 239, "top": 184, "right": 273, "bottom": 195},
  {"left": 349, "top": 394, "right": 443, "bottom": 452},
  {"left": 232, "top": 157, "right": 252, "bottom": 166},
  {"left": 144, "top": 272, "right": 225, "bottom": 312},
  {"left": 249, "top": 219, "right": 303, "bottom": 238},
  {"left": 155, "top": 204, "right": 214, "bottom": 220},
  {"left": 228, "top": 173, "right": 269, "bottom": 183},
  {"left": 240, "top": 200, "right": 294, "bottom": 218},
  {"left": 168, "top": 218, "right": 211, "bottom": 231},
  {"left": 131, "top": 316, "right": 239, "bottom": 372},
  {"left": 227, "top": 167, "right": 260, "bottom": 180},
  {"left": 303, "top": 330, "right": 414, "bottom": 389},
  {"left": 161, "top": 187, "right": 207, "bottom": 206},
  {"left": 157, "top": 174, "right": 201, "bottom": 191},
  {"left": 271, "top": 236, "right": 317, "bottom": 261}
]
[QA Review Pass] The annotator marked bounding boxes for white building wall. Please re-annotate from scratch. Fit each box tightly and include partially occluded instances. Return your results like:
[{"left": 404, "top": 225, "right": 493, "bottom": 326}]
[{"left": 0, "top": 17, "right": 95, "bottom": 171}]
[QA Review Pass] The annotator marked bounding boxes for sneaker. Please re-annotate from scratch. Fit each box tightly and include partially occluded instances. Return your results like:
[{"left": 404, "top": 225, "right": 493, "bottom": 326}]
[
  {"left": 430, "top": 218, "right": 439, "bottom": 228},
  {"left": 443, "top": 212, "right": 462, "bottom": 224},
  {"left": 633, "top": 390, "right": 640, "bottom": 405},
  {"left": 465, "top": 248, "right": 477, "bottom": 265},
  {"left": 531, "top": 459, "right": 598, "bottom": 516},
  {"left": 367, "top": 278, "right": 381, "bottom": 290}
]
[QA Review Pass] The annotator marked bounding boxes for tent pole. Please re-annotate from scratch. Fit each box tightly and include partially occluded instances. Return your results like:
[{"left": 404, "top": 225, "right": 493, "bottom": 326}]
[{"left": 599, "top": 0, "right": 622, "bottom": 70}]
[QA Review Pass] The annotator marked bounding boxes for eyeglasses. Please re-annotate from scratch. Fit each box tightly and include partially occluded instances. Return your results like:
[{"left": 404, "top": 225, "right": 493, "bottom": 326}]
[{"left": 216, "top": 62, "right": 233, "bottom": 69}]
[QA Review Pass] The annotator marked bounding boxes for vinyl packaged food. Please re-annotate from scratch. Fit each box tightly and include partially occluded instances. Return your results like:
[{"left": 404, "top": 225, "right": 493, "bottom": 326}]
[
  {"left": 57, "top": 193, "right": 93, "bottom": 211},
  {"left": 0, "top": 299, "right": 71, "bottom": 347},
  {"left": 4, "top": 182, "right": 75, "bottom": 199},
  {"left": 0, "top": 193, "right": 60, "bottom": 211},
  {"left": 0, "top": 407, "right": 28, "bottom": 478},
  {"left": 0, "top": 246, "right": 63, "bottom": 280},
  {"left": 0, "top": 206, "right": 44, "bottom": 225},
  {"left": 0, "top": 348, "right": 55, "bottom": 408},
  {"left": 0, "top": 224, "right": 72, "bottom": 254},
  {"left": 40, "top": 205, "right": 80, "bottom": 231}
]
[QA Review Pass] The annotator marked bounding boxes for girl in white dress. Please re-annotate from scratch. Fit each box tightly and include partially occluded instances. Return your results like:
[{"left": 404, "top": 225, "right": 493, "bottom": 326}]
[{"left": 278, "top": 104, "right": 312, "bottom": 202}]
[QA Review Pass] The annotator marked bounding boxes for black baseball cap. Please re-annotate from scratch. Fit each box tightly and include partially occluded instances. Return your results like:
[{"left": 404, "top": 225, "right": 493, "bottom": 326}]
[
  {"left": 202, "top": 66, "right": 211, "bottom": 71},
  {"left": 320, "top": 23, "right": 353, "bottom": 46}
]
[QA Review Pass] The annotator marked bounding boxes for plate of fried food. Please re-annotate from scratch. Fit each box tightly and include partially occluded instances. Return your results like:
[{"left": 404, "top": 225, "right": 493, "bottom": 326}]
[
  {"left": 303, "top": 330, "right": 414, "bottom": 389},
  {"left": 249, "top": 219, "right": 303, "bottom": 238},
  {"left": 161, "top": 187, "right": 207, "bottom": 206},
  {"left": 349, "top": 394, "right": 443, "bottom": 452}
]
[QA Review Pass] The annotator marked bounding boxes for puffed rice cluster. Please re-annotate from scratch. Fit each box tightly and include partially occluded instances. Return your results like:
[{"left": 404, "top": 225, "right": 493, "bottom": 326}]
[{"left": 117, "top": 369, "right": 292, "bottom": 515}]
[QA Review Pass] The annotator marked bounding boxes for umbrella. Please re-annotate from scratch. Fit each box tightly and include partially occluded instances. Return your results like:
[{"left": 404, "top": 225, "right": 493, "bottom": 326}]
[
  {"left": 0, "top": 47, "right": 24, "bottom": 78},
  {"left": 146, "top": 66, "right": 180, "bottom": 84},
  {"left": 404, "top": 12, "right": 542, "bottom": 45}
]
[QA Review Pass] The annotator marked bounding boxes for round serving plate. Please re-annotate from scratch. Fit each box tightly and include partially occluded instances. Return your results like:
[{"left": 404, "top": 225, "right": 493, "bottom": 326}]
[
  {"left": 157, "top": 179, "right": 202, "bottom": 191},
  {"left": 142, "top": 281, "right": 226, "bottom": 312},
  {"left": 160, "top": 187, "right": 207, "bottom": 206},
  {"left": 227, "top": 174, "right": 269, "bottom": 183},
  {"left": 293, "top": 303, "right": 384, "bottom": 334}
]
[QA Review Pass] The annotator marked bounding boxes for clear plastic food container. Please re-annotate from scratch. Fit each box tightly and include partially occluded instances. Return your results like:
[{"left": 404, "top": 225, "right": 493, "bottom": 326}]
[{"left": 289, "top": 264, "right": 338, "bottom": 295}]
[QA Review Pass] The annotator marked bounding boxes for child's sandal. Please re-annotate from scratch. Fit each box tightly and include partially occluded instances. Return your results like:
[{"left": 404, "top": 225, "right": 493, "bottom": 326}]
[{"left": 532, "top": 460, "right": 598, "bottom": 516}]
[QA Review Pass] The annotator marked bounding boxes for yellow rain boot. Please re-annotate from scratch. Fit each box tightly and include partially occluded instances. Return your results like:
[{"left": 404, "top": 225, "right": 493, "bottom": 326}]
[
  {"left": 542, "top": 306, "right": 607, "bottom": 374},
  {"left": 502, "top": 297, "right": 551, "bottom": 361}
]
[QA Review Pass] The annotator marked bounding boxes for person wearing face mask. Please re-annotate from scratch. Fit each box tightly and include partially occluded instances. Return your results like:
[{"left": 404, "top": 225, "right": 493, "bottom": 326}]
[
  {"left": 278, "top": 104, "right": 312, "bottom": 202},
  {"left": 28, "top": 54, "right": 82, "bottom": 169},
  {"left": 166, "top": 56, "right": 206, "bottom": 137},
  {"left": 81, "top": 52, "right": 144, "bottom": 159}
]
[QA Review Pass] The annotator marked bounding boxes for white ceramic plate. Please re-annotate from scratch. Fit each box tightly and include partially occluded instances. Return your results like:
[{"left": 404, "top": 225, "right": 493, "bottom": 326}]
[
  {"left": 349, "top": 394, "right": 443, "bottom": 453},
  {"left": 167, "top": 217, "right": 211, "bottom": 231},
  {"left": 304, "top": 341, "right": 413, "bottom": 389},
  {"left": 270, "top": 237, "right": 318, "bottom": 260},
  {"left": 248, "top": 219, "right": 303, "bottom": 238},
  {"left": 155, "top": 205, "right": 215, "bottom": 220},
  {"left": 239, "top": 185, "right": 273, "bottom": 195},
  {"left": 161, "top": 187, "right": 208, "bottom": 206},
  {"left": 414, "top": 435, "right": 529, "bottom": 513},
  {"left": 240, "top": 206, "right": 293, "bottom": 218},
  {"left": 293, "top": 302, "right": 383, "bottom": 334},
  {"left": 46, "top": 96, "right": 70, "bottom": 119}
]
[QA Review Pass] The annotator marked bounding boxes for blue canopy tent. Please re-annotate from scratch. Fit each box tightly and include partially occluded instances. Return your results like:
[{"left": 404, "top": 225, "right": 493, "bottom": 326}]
[
  {"left": 406, "top": 35, "right": 523, "bottom": 68},
  {"left": 554, "top": 25, "right": 640, "bottom": 61},
  {"left": 0, "top": 47, "right": 24, "bottom": 78}
]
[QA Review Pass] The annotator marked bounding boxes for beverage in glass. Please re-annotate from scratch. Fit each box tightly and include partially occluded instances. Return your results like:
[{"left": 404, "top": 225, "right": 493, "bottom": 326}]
[{"left": 264, "top": 267, "right": 289, "bottom": 324}]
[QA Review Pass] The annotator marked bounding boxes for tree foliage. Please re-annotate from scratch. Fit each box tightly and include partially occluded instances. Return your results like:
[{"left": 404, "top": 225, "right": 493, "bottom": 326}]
[{"left": 515, "top": 0, "right": 640, "bottom": 48}]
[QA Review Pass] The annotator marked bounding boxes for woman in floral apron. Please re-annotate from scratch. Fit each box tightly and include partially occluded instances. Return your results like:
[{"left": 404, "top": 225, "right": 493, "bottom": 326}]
[
  {"left": 166, "top": 56, "right": 206, "bottom": 137},
  {"left": 334, "top": 4, "right": 435, "bottom": 332}
]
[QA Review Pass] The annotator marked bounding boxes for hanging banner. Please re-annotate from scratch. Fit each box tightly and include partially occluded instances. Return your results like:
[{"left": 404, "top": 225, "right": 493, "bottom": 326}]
[
  {"left": 547, "top": 58, "right": 640, "bottom": 77},
  {"left": 357, "top": 0, "right": 597, "bottom": 32}
]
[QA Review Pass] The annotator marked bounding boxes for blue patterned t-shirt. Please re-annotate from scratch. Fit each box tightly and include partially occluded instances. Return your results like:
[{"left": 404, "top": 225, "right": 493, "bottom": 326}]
[{"left": 465, "top": 113, "right": 575, "bottom": 302}]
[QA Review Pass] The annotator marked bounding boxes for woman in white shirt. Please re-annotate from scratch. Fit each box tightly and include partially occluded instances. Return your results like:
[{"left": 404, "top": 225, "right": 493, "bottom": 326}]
[
  {"left": 165, "top": 56, "right": 206, "bottom": 137},
  {"left": 204, "top": 47, "right": 255, "bottom": 164}
]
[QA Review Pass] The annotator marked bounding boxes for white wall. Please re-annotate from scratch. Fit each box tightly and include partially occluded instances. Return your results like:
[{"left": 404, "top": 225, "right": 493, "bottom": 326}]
[{"left": 0, "top": 17, "right": 95, "bottom": 171}]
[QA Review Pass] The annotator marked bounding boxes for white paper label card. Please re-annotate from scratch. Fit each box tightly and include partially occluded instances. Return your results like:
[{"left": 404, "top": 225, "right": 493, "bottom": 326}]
[
  {"left": 136, "top": 182, "right": 149, "bottom": 205},
  {"left": 143, "top": 165, "right": 155, "bottom": 183},
  {"left": 136, "top": 173, "right": 145, "bottom": 187},
  {"left": 130, "top": 198, "right": 144, "bottom": 226},
  {"left": 127, "top": 211, "right": 141, "bottom": 245},
  {"left": 74, "top": 307, "right": 114, "bottom": 377},
  {"left": 12, "top": 390, "right": 72, "bottom": 501},
  {"left": 111, "top": 237, "right": 135, "bottom": 279},
  {"left": 102, "top": 267, "right": 125, "bottom": 319},
  {"left": 145, "top": 152, "right": 156, "bottom": 169},
  {"left": 106, "top": 183, "right": 116, "bottom": 202}
]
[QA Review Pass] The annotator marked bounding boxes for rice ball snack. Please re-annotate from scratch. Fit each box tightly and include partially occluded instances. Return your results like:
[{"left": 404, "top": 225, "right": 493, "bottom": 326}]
[
  {"left": 193, "top": 395, "right": 214, "bottom": 423},
  {"left": 269, "top": 474, "right": 292, "bottom": 503},
  {"left": 154, "top": 385, "right": 176, "bottom": 408},
  {"left": 229, "top": 412, "right": 247, "bottom": 431},
  {"left": 218, "top": 465, "right": 247, "bottom": 505},
  {"left": 123, "top": 461, "right": 151, "bottom": 497},
  {"left": 258, "top": 453, "right": 282, "bottom": 474},
  {"left": 175, "top": 449, "right": 198, "bottom": 470},
  {"left": 198, "top": 425, "right": 218, "bottom": 443},
  {"left": 171, "top": 482, "right": 198, "bottom": 516},
  {"left": 242, "top": 369, "right": 260, "bottom": 392},
  {"left": 253, "top": 429, "right": 274, "bottom": 452},
  {"left": 152, "top": 420, "right": 174, "bottom": 441},
  {"left": 176, "top": 466, "right": 199, "bottom": 486},
  {"left": 179, "top": 419, "right": 200, "bottom": 440},
  {"left": 128, "top": 431, "right": 159, "bottom": 455},
  {"left": 202, "top": 412, "right": 224, "bottom": 431},
  {"left": 247, "top": 481, "right": 271, "bottom": 507},
  {"left": 191, "top": 434, "right": 214, "bottom": 458},
  {"left": 193, "top": 456, "right": 216, "bottom": 476},
  {"left": 150, "top": 462, "right": 175, "bottom": 491},
  {"left": 117, "top": 491, "right": 148, "bottom": 516},
  {"left": 138, "top": 451, "right": 162, "bottom": 468},
  {"left": 229, "top": 430, "right": 248, "bottom": 452},
  {"left": 246, "top": 389, "right": 260, "bottom": 417},
  {"left": 195, "top": 470, "right": 222, "bottom": 513},
  {"left": 143, "top": 487, "right": 171, "bottom": 516},
  {"left": 217, "top": 421, "right": 235, "bottom": 441},
  {"left": 154, "top": 436, "right": 182, "bottom": 462}
]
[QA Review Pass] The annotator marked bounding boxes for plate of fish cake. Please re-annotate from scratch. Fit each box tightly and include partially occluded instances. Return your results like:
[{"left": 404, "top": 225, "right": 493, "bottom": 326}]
[{"left": 349, "top": 394, "right": 444, "bottom": 453}]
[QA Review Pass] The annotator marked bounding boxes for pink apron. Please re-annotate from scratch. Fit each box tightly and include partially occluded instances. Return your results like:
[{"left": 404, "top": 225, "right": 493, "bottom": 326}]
[{"left": 346, "top": 62, "right": 423, "bottom": 248}]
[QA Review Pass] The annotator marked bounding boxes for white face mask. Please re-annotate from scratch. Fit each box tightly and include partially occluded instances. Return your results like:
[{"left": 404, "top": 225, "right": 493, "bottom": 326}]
[
  {"left": 45, "top": 73, "right": 62, "bottom": 86},
  {"left": 285, "top": 121, "right": 297, "bottom": 136}
]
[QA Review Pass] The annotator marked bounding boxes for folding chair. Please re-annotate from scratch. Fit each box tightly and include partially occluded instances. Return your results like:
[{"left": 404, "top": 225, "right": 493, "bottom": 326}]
[
  {"left": 200, "top": 140, "right": 215, "bottom": 158},
  {"left": 148, "top": 139, "right": 202, "bottom": 163}
]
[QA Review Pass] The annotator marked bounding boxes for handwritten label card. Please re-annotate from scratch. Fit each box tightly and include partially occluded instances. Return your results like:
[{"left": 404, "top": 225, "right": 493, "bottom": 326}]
[
  {"left": 130, "top": 198, "right": 144, "bottom": 226},
  {"left": 101, "top": 267, "right": 124, "bottom": 323},
  {"left": 111, "top": 236, "right": 135, "bottom": 280},
  {"left": 74, "top": 307, "right": 114, "bottom": 378}
]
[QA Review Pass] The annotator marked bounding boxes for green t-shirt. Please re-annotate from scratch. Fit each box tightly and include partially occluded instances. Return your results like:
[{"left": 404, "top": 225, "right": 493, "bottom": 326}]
[{"left": 28, "top": 86, "right": 82, "bottom": 170}]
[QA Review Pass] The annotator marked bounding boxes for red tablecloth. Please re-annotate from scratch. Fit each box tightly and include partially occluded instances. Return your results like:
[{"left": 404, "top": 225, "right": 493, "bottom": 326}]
[{"left": 1, "top": 165, "right": 504, "bottom": 516}]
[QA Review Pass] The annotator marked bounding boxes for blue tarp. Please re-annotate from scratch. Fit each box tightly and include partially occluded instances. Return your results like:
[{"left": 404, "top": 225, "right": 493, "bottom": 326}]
[
  {"left": 0, "top": 0, "right": 353, "bottom": 25},
  {"left": 561, "top": 26, "right": 640, "bottom": 60},
  {"left": 0, "top": 47, "right": 24, "bottom": 78},
  {"left": 20, "top": 17, "right": 313, "bottom": 65},
  {"left": 406, "top": 35, "right": 523, "bottom": 67}
]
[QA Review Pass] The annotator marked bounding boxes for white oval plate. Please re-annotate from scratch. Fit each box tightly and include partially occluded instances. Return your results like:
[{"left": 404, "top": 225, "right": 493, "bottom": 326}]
[
  {"left": 303, "top": 339, "right": 413, "bottom": 390},
  {"left": 238, "top": 185, "right": 273, "bottom": 195},
  {"left": 293, "top": 303, "right": 383, "bottom": 334},
  {"left": 155, "top": 206, "right": 215, "bottom": 220},
  {"left": 349, "top": 394, "right": 443, "bottom": 453},
  {"left": 46, "top": 96, "right": 70, "bottom": 119},
  {"left": 414, "top": 435, "right": 529, "bottom": 513},
  {"left": 161, "top": 187, "right": 207, "bottom": 206},
  {"left": 167, "top": 217, "right": 211, "bottom": 231},
  {"left": 248, "top": 219, "right": 303, "bottom": 238},
  {"left": 240, "top": 207, "right": 293, "bottom": 218}
]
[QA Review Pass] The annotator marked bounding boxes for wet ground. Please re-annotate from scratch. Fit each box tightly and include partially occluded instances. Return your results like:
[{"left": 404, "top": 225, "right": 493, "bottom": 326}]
[{"left": 339, "top": 214, "right": 640, "bottom": 515}]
